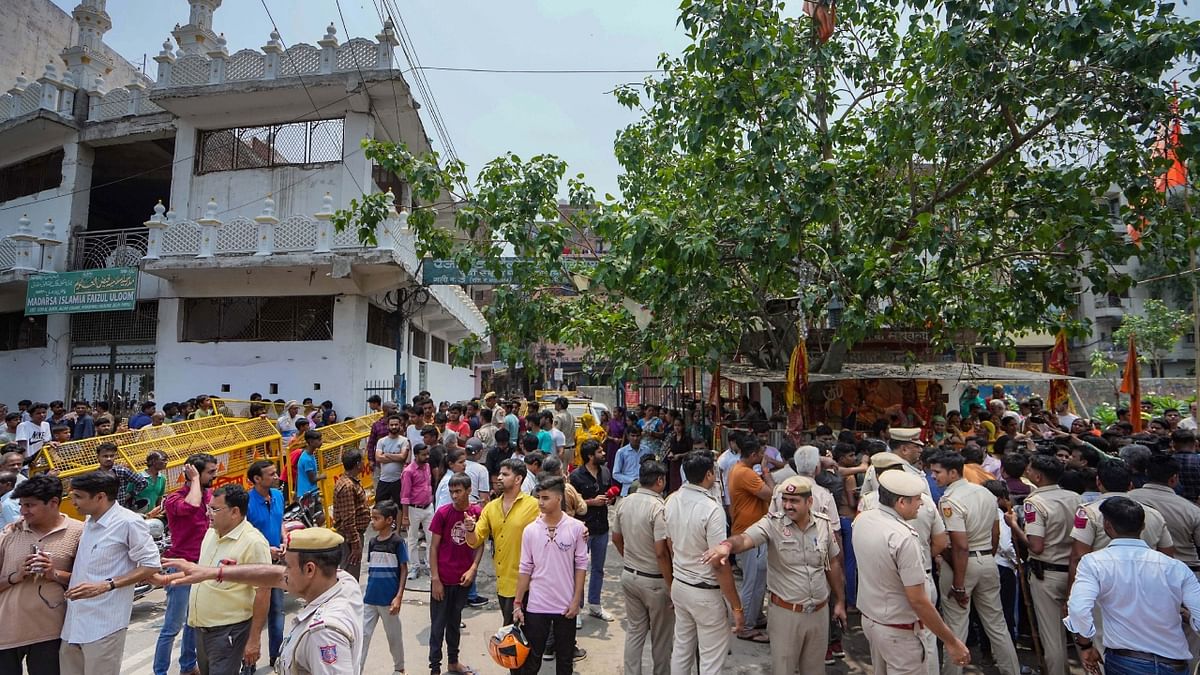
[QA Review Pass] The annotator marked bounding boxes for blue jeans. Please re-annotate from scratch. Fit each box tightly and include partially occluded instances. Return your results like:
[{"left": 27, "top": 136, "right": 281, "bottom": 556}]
[
  {"left": 267, "top": 587, "right": 285, "bottom": 661},
  {"left": 153, "top": 571, "right": 197, "bottom": 675},
  {"left": 1105, "top": 651, "right": 1189, "bottom": 675},
  {"left": 840, "top": 516, "right": 858, "bottom": 606},
  {"left": 586, "top": 531, "right": 609, "bottom": 606}
]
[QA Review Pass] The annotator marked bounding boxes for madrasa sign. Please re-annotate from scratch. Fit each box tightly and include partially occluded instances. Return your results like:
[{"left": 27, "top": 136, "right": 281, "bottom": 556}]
[{"left": 24, "top": 267, "right": 139, "bottom": 315}]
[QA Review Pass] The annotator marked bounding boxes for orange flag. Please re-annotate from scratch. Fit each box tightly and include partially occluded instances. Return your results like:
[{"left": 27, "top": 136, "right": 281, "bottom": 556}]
[
  {"left": 1119, "top": 334, "right": 1143, "bottom": 433},
  {"left": 1047, "top": 330, "right": 1071, "bottom": 414},
  {"left": 1131, "top": 94, "right": 1188, "bottom": 245},
  {"left": 803, "top": 0, "right": 837, "bottom": 43},
  {"left": 785, "top": 341, "right": 810, "bottom": 409}
]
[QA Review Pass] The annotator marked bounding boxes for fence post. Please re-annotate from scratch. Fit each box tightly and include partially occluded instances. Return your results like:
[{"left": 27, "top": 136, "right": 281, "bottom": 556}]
[
  {"left": 319, "top": 23, "right": 338, "bottom": 74},
  {"left": 196, "top": 197, "right": 223, "bottom": 258},
  {"left": 313, "top": 192, "right": 334, "bottom": 253},
  {"left": 254, "top": 195, "right": 278, "bottom": 256},
  {"left": 143, "top": 200, "right": 167, "bottom": 260}
]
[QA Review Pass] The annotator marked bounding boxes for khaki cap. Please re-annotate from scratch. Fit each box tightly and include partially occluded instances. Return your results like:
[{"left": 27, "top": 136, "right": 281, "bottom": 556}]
[
  {"left": 775, "top": 475, "right": 814, "bottom": 496},
  {"left": 287, "top": 527, "right": 344, "bottom": 553},
  {"left": 879, "top": 470, "right": 926, "bottom": 497},
  {"left": 890, "top": 428, "right": 924, "bottom": 445},
  {"left": 871, "top": 452, "right": 906, "bottom": 469}
]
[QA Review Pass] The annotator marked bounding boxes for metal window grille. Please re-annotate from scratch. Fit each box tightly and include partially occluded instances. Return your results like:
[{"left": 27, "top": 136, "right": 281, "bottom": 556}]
[
  {"left": 196, "top": 119, "right": 345, "bottom": 175},
  {"left": 410, "top": 327, "right": 427, "bottom": 359},
  {"left": 0, "top": 149, "right": 63, "bottom": 202},
  {"left": 70, "top": 301, "right": 159, "bottom": 346},
  {"left": 0, "top": 312, "right": 47, "bottom": 351},
  {"left": 431, "top": 336, "right": 446, "bottom": 363},
  {"left": 182, "top": 296, "right": 334, "bottom": 342},
  {"left": 366, "top": 304, "right": 397, "bottom": 349}
]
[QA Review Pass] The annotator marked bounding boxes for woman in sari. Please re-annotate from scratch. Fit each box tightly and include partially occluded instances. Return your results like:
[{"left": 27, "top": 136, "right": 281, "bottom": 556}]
[
  {"left": 604, "top": 407, "right": 626, "bottom": 471},
  {"left": 575, "top": 412, "right": 608, "bottom": 467},
  {"left": 664, "top": 416, "right": 692, "bottom": 493}
]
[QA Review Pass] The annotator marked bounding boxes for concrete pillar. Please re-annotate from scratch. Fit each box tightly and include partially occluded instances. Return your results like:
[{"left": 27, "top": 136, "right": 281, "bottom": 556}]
[
  {"left": 196, "top": 197, "right": 222, "bottom": 258},
  {"left": 262, "top": 31, "right": 282, "bottom": 80},
  {"left": 143, "top": 201, "right": 167, "bottom": 260},
  {"left": 340, "top": 112, "right": 374, "bottom": 203},
  {"left": 7, "top": 75, "right": 28, "bottom": 120},
  {"left": 254, "top": 195, "right": 278, "bottom": 256},
  {"left": 37, "top": 218, "right": 62, "bottom": 272},
  {"left": 319, "top": 24, "right": 338, "bottom": 75},
  {"left": 9, "top": 215, "right": 38, "bottom": 272},
  {"left": 376, "top": 189, "right": 396, "bottom": 252},
  {"left": 86, "top": 74, "right": 105, "bottom": 122},
  {"left": 207, "top": 35, "right": 228, "bottom": 84},
  {"left": 58, "top": 72, "right": 77, "bottom": 116},
  {"left": 170, "top": 119, "right": 196, "bottom": 219},
  {"left": 376, "top": 19, "right": 399, "bottom": 69},
  {"left": 313, "top": 192, "right": 334, "bottom": 254},
  {"left": 37, "top": 63, "right": 60, "bottom": 112},
  {"left": 126, "top": 82, "right": 145, "bottom": 116},
  {"left": 154, "top": 39, "right": 177, "bottom": 88},
  {"left": 63, "top": 143, "right": 94, "bottom": 238}
]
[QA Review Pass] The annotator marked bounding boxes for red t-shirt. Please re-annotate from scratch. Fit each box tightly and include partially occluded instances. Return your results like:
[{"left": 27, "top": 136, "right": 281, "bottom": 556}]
[
  {"left": 430, "top": 502, "right": 482, "bottom": 585},
  {"left": 163, "top": 485, "right": 211, "bottom": 562},
  {"left": 445, "top": 420, "right": 472, "bottom": 442}
]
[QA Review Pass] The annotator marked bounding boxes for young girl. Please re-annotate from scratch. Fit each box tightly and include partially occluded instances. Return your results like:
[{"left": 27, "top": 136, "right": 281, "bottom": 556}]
[{"left": 361, "top": 500, "right": 409, "bottom": 675}]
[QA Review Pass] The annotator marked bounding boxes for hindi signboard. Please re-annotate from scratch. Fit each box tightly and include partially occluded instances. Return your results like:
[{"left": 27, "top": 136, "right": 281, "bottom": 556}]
[{"left": 25, "top": 267, "right": 139, "bottom": 315}]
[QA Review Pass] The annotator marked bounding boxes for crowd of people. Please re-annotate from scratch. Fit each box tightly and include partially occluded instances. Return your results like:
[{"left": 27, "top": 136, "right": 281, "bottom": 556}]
[{"left": 2, "top": 385, "right": 1200, "bottom": 675}]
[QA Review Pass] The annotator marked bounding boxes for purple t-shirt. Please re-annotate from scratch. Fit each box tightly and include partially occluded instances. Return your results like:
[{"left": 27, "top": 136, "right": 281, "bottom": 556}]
[
  {"left": 163, "top": 485, "right": 211, "bottom": 562},
  {"left": 519, "top": 514, "right": 588, "bottom": 615},
  {"left": 429, "top": 502, "right": 483, "bottom": 585}
]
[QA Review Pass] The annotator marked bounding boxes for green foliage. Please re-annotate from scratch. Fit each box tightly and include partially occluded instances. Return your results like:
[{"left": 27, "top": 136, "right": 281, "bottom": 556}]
[
  {"left": 1090, "top": 401, "right": 1117, "bottom": 426},
  {"left": 338, "top": 0, "right": 1200, "bottom": 375},
  {"left": 1113, "top": 298, "right": 1193, "bottom": 375}
]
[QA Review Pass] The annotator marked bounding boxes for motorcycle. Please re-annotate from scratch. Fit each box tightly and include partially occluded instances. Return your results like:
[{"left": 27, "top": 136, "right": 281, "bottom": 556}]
[
  {"left": 134, "top": 517, "right": 171, "bottom": 601},
  {"left": 282, "top": 488, "right": 324, "bottom": 543}
]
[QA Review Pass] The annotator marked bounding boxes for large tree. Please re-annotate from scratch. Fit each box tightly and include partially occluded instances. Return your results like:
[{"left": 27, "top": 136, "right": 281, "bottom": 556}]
[{"left": 339, "top": 0, "right": 1200, "bottom": 377}]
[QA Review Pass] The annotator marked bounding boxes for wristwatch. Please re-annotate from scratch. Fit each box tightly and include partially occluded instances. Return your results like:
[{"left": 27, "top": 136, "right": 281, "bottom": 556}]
[{"left": 106, "top": 578, "right": 116, "bottom": 592}]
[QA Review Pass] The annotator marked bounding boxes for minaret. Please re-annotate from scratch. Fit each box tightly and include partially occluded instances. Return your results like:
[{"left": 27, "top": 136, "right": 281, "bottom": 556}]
[
  {"left": 172, "top": 0, "right": 224, "bottom": 56},
  {"left": 59, "top": 0, "right": 115, "bottom": 92}
]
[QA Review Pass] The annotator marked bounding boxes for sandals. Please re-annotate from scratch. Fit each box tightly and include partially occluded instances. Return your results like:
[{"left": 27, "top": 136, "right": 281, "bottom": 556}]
[
  {"left": 446, "top": 665, "right": 478, "bottom": 675},
  {"left": 736, "top": 629, "right": 770, "bottom": 643}
]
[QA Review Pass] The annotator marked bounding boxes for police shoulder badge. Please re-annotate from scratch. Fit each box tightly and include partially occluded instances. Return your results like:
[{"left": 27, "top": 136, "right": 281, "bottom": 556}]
[
  {"left": 319, "top": 644, "right": 338, "bottom": 664},
  {"left": 1073, "top": 506, "right": 1089, "bottom": 529},
  {"left": 1024, "top": 501, "right": 1037, "bottom": 524}
]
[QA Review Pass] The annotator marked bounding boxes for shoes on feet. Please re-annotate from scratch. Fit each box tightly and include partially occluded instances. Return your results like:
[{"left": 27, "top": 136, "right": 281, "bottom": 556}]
[
  {"left": 587, "top": 605, "right": 614, "bottom": 622},
  {"left": 831, "top": 640, "right": 845, "bottom": 658},
  {"left": 572, "top": 647, "right": 587, "bottom": 662},
  {"left": 576, "top": 615, "right": 583, "bottom": 629},
  {"left": 466, "top": 596, "right": 489, "bottom": 609},
  {"left": 825, "top": 647, "right": 835, "bottom": 665}
]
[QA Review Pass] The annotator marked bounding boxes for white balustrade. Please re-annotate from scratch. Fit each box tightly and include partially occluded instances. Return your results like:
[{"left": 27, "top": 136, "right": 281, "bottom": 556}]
[
  {"left": 195, "top": 197, "right": 222, "bottom": 258},
  {"left": 143, "top": 200, "right": 168, "bottom": 260},
  {"left": 254, "top": 194, "right": 278, "bottom": 256},
  {"left": 36, "top": 218, "right": 62, "bottom": 272},
  {"left": 9, "top": 215, "right": 39, "bottom": 272}
]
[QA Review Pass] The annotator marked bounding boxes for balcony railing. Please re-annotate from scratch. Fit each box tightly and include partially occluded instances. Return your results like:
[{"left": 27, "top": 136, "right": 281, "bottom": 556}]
[{"left": 71, "top": 228, "right": 149, "bottom": 270}]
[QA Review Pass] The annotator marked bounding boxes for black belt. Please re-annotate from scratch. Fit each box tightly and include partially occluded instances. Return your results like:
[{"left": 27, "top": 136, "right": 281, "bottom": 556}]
[
  {"left": 408, "top": 503, "right": 431, "bottom": 509},
  {"left": 1033, "top": 560, "right": 1069, "bottom": 572},
  {"left": 967, "top": 550, "right": 993, "bottom": 557},
  {"left": 1109, "top": 649, "right": 1189, "bottom": 669},
  {"left": 624, "top": 566, "right": 663, "bottom": 579},
  {"left": 677, "top": 578, "right": 720, "bottom": 590}
]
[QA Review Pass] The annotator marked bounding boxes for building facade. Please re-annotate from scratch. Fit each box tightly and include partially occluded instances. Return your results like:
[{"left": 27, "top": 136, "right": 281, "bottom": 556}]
[{"left": 0, "top": 0, "right": 486, "bottom": 414}]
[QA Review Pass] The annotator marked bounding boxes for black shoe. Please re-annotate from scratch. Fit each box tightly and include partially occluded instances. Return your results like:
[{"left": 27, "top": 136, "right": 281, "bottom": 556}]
[
  {"left": 573, "top": 646, "right": 587, "bottom": 661},
  {"left": 466, "top": 596, "right": 489, "bottom": 608},
  {"left": 543, "top": 650, "right": 555, "bottom": 661}
]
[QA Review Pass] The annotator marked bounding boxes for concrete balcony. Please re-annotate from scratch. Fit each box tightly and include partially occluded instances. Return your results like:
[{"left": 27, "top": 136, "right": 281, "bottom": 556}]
[
  {"left": 70, "top": 227, "right": 148, "bottom": 270},
  {"left": 1092, "top": 295, "right": 1128, "bottom": 321}
]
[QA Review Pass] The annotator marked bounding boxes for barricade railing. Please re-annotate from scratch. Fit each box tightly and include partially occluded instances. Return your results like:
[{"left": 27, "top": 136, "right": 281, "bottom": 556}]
[{"left": 37, "top": 414, "right": 229, "bottom": 473}]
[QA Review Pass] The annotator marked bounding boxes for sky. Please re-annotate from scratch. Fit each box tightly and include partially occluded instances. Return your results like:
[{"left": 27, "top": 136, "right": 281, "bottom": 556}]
[{"left": 52, "top": 0, "right": 692, "bottom": 198}]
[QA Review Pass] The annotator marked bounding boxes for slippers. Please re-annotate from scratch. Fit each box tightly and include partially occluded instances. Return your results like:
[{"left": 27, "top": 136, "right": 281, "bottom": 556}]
[
  {"left": 736, "top": 630, "right": 770, "bottom": 643},
  {"left": 446, "top": 666, "right": 478, "bottom": 675}
]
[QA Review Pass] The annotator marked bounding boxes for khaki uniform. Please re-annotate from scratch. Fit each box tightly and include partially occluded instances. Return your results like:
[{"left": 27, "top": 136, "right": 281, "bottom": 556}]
[
  {"left": 939, "top": 479, "right": 1021, "bottom": 675},
  {"left": 279, "top": 570, "right": 364, "bottom": 675},
  {"left": 665, "top": 483, "right": 731, "bottom": 675},
  {"left": 743, "top": 511, "right": 840, "bottom": 674},
  {"left": 613, "top": 488, "right": 674, "bottom": 675},
  {"left": 852, "top": 505, "right": 928, "bottom": 675},
  {"left": 861, "top": 461, "right": 929, "bottom": 497},
  {"left": 1024, "top": 485, "right": 1080, "bottom": 675},
  {"left": 1129, "top": 483, "right": 1200, "bottom": 665},
  {"left": 861, "top": 490, "right": 945, "bottom": 675}
]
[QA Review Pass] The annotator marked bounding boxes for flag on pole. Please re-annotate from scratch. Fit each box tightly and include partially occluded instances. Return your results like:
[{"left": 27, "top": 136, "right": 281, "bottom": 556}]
[
  {"left": 1120, "top": 334, "right": 1143, "bottom": 433},
  {"left": 1131, "top": 92, "right": 1188, "bottom": 245},
  {"left": 1047, "top": 330, "right": 1072, "bottom": 414},
  {"left": 785, "top": 341, "right": 810, "bottom": 409},
  {"left": 709, "top": 364, "right": 723, "bottom": 450},
  {"left": 803, "top": 0, "right": 837, "bottom": 43}
]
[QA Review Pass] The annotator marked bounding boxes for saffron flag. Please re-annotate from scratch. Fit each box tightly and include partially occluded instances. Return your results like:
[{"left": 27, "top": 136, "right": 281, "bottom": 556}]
[
  {"left": 1047, "top": 330, "right": 1071, "bottom": 414},
  {"left": 1119, "top": 335, "right": 1143, "bottom": 433},
  {"left": 785, "top": 341, "right": 810, "bottom": 409},
  {"left": 1132, "top": 96, "right": 1188, "bottom": 245},
  {"left": 803, "top": 0, "right": 837, "bottom": 43},
  {"left": 709, "top": 365, "right": 723, "bottom": 449}
]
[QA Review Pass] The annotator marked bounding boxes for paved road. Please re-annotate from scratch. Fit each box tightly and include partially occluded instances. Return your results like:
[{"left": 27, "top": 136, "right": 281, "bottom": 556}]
[{"left": 124, "top": 537, "right": 1045, "bottom": 674}]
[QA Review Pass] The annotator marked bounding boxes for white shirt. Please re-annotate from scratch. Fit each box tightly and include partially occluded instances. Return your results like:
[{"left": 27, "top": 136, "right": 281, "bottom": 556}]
[
  {"left": 996, "top": 507, "right": 1017, "bottom": 570},
  {"left": 406, "top": 425, "right": 425, "bottom": 448},
  {"left": 15, "top": 420, "right": 51, "bottom": 458},
  {"left": 61, "top": 504, "right": 161, "bottom": 644},
  {"left": 1182, "top": 417, "right": 1198, "bottom": 431},
  {"left": 1064, "top": 539, "right": 1200, "bottom": 660},
  {"left": 716, "top": 449, "right": 740, "bottom": 505},
  {"left": 549, "top": 428, "right": 566, "bottom": 454},
  {"left": 521, "top": 472, "right": 538, "bottom": 495},
  {"left": 1057, "top": 413, "right": 1080, "bottom": 430},
  {"left": 465, "top": 460, "right": 490, "bottom": 502}
]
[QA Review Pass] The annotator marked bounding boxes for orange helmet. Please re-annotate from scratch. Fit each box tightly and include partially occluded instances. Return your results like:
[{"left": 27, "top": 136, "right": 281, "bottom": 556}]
[{"left": 488, "top": 623, "right": 530, "bottom": 669}]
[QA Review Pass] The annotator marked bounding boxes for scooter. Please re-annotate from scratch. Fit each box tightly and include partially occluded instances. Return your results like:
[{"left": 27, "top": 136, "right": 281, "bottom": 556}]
[
  {"left": 282, "top": 488, "right": 324, "bottom": 543},
  {"left": 134, "top": 518, "right": 171, "bottom": 601}
]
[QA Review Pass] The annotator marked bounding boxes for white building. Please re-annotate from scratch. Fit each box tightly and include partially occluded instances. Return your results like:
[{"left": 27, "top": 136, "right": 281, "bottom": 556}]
[{"left": 0, "top": 0, "right": 486, "bottom": 414}]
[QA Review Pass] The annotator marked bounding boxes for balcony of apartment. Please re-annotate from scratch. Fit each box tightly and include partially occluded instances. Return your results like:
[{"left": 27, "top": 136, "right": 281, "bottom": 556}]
[{"left": 1092, "top": 294, "right": 1129, "bottom": 321}]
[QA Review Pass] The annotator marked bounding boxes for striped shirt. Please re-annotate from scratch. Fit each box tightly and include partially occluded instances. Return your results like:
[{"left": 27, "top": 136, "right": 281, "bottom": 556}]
[
  {"left": 61, "top": 504, "right": 160, "bottom": 644},
  {"left": 363, "top": 533, "right": 409, "bottom": 606}
]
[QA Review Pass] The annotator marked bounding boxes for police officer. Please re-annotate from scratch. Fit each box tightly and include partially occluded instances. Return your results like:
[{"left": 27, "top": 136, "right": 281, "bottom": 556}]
[
  {"left": 1009, "top": 453, "right": 1078, "bottom": 675},
  {"left": 612, "top": 459, "right": 674, "bottom": 675},
  {"left": 860, "top": 453, "right": 947, "bottom": 675},
  {"left": 853, "top": 470, "right": 969, "bottom": 675},
  {"left": 164, "top": 527, "right": 364, "bottom": 674},
  {"left": 702, "top": 475, "right": 845, "bottom": 674},
  {"left": 928, "top": 451, "right": 1022, "bottom": 675},
  {"left": 860, "top": 428, "right": 928, "bottom": 497}
]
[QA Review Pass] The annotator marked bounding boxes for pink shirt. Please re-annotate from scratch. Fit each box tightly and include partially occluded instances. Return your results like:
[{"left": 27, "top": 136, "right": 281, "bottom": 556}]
[
  {"left": 400, "top": 461, "right": 433, "bottom": 507},
  {"left": 519, "top": 514, "right": 588, "bottom": 615},
  {"left": 164, "top": 485, "right": 211, "bottom": 562}
]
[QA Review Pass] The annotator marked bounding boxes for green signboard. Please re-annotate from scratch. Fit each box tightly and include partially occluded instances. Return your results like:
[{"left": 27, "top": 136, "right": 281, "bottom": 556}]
[
  {"left": 421, "top": 257, "right": 597, "bottom": 285},
  {"left": 25, "top": 267, "right": 139, "bottom": 315}
]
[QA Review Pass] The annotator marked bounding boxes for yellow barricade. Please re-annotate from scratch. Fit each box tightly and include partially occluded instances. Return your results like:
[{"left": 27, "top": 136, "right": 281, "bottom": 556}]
[
  {"left": 210, "top": 398, "right": 289, "bottom": 418},
  {"left": 301, "top": 413, "right": 380, "bottom": 522},
  {"left": 38, "top": 415, "right": 229, "bottom": 474},
  {"left": 47, "top": 416, "right": 283, "bottom": 520}
]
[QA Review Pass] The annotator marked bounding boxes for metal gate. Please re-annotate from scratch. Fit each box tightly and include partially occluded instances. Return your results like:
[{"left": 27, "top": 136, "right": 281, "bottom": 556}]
[
  {"left": 68, "top": 302, "right": 158, "bottom": 417},
  {"left": 619, "top": 376, "right": 681, "bottom": 410},
  {"left": 364, "top": 378, "right": 396, "bottom": 411}
]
